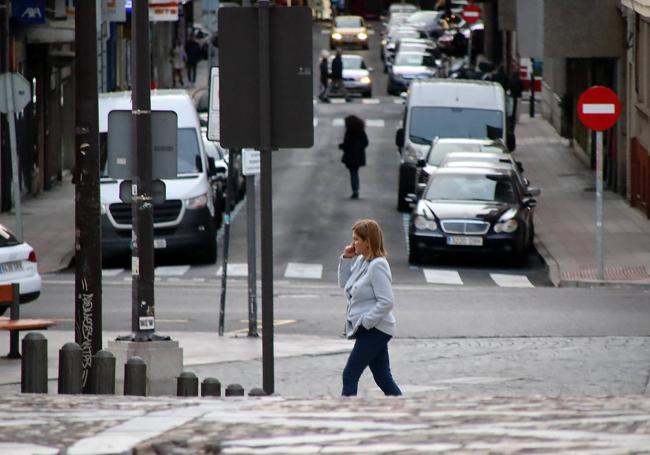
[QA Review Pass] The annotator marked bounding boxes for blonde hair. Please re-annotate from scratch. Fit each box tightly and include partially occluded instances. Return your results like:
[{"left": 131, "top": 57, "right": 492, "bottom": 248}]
[{"left": 352, "top": 219, "right": 387, "bottom": 261}]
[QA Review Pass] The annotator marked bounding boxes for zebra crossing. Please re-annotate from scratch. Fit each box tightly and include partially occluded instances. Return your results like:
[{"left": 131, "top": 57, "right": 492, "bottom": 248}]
[{"left": 97, "top": 262, "right": 543, "bottom": 288}]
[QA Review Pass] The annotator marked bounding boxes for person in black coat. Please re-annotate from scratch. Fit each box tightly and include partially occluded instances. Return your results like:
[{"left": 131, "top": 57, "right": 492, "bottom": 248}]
[
  {"left": 339, "top": 115, "right": 368, "bottom": 199},
  {"left": 185, "top": 36, "right": 203, "bottom": 85},
  {"left": 324, "top": 49, "right": 350, "bottom": 102},
  {"left": 319, "top": 50, "right": 330, "bottom": 102}
]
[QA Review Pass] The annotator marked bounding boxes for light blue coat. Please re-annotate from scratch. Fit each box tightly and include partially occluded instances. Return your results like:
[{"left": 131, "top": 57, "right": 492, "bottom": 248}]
[{"left": 338, "top": 255, "right": 396, "bottom": 338}]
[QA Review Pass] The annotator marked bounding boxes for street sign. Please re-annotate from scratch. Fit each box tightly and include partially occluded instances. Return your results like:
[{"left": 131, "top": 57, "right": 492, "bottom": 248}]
[
  {"left": 207, "top": 67, "right": 220, "bottom": 142},
  {"left": 0, "top": 73, "right": 31, "bottom": 113},
  {"left": 462, "top": 4, "right": 481, "bottom": 24},
  {"left": 577, "top": 86, "right": 621, "bottom": 131},
  {"left": 242, "top": 149, "right": 260, "bottom": 176}
]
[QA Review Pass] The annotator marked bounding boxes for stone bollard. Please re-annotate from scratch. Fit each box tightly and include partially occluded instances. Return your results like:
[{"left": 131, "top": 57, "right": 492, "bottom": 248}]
[
  {"left": 177, "top": 372, "right": 198, "bottom": 397},
  {"left": 21, "top": 333, "right": 48, "bottom": 393},
  {"left": 248, "top": 387, "right": 266, "bottom": 397},
  {"left": 225, "top": 383, "right": 245, "bottom": 397},
  {"left": 58, "top": 342, "right": 82, "bottom": 394},
  {"left": 201, "top": 377, "right": 221, "bottom": 397},
  {"left": 90, "top": 350, "right": 116, "bottom": 395},
  {"left": 124, "top": 356, "right": 147, "bottom": 396}
]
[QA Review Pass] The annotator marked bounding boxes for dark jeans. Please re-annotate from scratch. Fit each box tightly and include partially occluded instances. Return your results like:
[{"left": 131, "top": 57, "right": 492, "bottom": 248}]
[
  {"left": 348, "top": 166, "right": 359, "bottom": 195},
  {"left": 342, "top": 326, "right": 402, "bottom": 396},
  {"left": 187, "top": 63, "right": 197, "bottom": 83}
]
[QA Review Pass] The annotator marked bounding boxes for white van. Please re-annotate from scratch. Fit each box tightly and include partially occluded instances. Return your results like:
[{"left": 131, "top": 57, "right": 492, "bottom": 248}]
[
  {"left": 98, "top": 90, "right": 218, "bottom": 263},
  {"left": 395, "top": 78, "right": 514, "bottom": 211}
]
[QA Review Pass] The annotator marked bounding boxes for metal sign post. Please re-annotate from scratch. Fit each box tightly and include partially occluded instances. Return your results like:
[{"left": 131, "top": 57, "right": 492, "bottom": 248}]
[
  {"left": 576, "top": 86, "right": 621, "bottom": 281},
  {"left": 243, "top": 150, "right": 260, "bottom": 338}
]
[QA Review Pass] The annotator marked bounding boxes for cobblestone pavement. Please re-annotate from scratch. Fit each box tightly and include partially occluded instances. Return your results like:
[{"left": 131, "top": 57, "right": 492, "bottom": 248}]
[
  {"left": 3, "top": 393, "right": 650, "bottom": 454},
  {"left": 189, "top": 336, "right": 650, "bottom": 398}
]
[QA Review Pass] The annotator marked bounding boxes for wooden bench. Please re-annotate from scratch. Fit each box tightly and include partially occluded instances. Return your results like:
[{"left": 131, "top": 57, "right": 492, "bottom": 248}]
[{"left": 0, "top": 284, "right": 56, "bottom": 359}]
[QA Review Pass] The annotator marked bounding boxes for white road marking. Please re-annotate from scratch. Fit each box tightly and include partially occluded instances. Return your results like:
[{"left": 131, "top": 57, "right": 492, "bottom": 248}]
[
  {"left": 393, "top": 98, "right": 405, "bottom": 104},
  {"left": 365, "top": 119, "right": 385, "bottom": 127},
  {"left": 285, "top": 262, "right": 323, "bottom": 279},
  {"left": 216, "top": 263, "right": 249, "bottom": 277},
  {"left": 361, "top": 98, "right": 380, "bottom": 104},
  {"left": 423, "top": 269, "right": 463, "bottom": 286},
  {"left": 582, "top": 103, "right": 615, "bottom": 114},
  {"left": 330, "top": 98, "right": 346, "bottom": 104},
  {"left": 313, "top": 118, "right": 319, "bottom": 127},
  {"left": 154, "top": 265, "right": 190, "bottom": 276},
  {"left": 101, "top": 269, "right": 123, "bottom": 277},
  {"left": 333, "top": 118, "right": 344, "bottom": 126},
  {"left": 490, "top": 273, "right": 534, "bottom": 288}
]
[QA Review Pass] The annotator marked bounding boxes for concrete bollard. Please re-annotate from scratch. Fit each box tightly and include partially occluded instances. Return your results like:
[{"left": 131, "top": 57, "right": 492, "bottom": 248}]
[
  {"left": 201, "top": 377, "right": 221, "bottom": 397},
  {"left": 58, "top": 342, "right": 82, "bottom": 394},
  {"left": 177, "top": 372, "right": 198, "bottom": 397},
  {"left": 90, "top": 350, "right": 116, "bottom": 395},
  {"left": 21, "top": 332, "right": 48, "bottom": 393},
  {"left": 225, "top": 383, "right": 245, "bottom": 397},
  {"left": 248, "top": 387, "right": 266, "bottom": 397},
  {"left": 124, "top": 356, "right": 147, "bottom": 396}
]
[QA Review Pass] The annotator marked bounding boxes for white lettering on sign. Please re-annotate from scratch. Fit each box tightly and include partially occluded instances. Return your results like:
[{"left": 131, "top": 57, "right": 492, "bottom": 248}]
[
  {"left": 464, "top": 11, "right": 479, "bottom": 17},
  {"left": 582, "top": 104, "right": 616, "bottom": 115},
  {"left": 139, "top": 316, "right": 155, "bottom": 330}
]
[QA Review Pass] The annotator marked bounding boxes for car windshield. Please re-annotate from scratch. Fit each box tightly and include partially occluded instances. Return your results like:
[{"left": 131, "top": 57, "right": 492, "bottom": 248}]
[
  {"left": 0, "top": 225, "right": 19, "bottom": 247},
  {"left": 395, "top": 53, "right": 436, "bottom": 67},
  {"left": 342, "top": 56, "right": 365, "bottom": 69},
  {"left": 406, "top": 11, "right": 439, "bottom": 23},
  {"left": 409, "top": 107, "right": 503, "bottom": 144},
  {"left": 443, "top": 155, "right": 505, "bottom": 165},
  {"left": 335, "top": 17, "right": 363, "bottom": 28},
  {"left": 426, "top": 174, "right": 517, "bottom": 203},
  {"left": 428, "top": 143, "right": 487, "bottom": 165},
  {"left": 100, "top": 127, "right": 203, "bottom": 178}
]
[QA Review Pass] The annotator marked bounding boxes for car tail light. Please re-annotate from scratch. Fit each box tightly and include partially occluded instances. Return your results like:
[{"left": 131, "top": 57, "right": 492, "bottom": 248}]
[{"left": 28, "top": 250, "right": 37, "bottom": 263}]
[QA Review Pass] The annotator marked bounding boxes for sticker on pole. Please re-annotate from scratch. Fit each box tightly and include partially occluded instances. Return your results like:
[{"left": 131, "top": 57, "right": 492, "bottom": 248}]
[
  {"left": 461, "top": 4, "right": 481, "bottom": 24},
  {"left": 577, "top": 86, "right": 621, "bottom": 131}
]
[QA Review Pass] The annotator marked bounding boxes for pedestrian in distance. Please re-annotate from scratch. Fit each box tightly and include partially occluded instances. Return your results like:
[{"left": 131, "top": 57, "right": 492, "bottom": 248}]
[
  {"left": 324, "top": 49, "right": 350, "bottom": 102},
  {"left": 170, "top": 39, "right": 187, "bottom": 88},
  {"left": 508, "top": 66, "right": 524, "bottom": 126},
  {"left": 339, "top": 115, "right": 368, "bottom": 199},
  {"left": 184, "top": 34, "right": 203, "bottom": 86},
  {"left": 319, "top": 50, "right": 330, "bottom": 102},
  {"left": 338, "top": 219, "right": 402, "bottom": 397}
]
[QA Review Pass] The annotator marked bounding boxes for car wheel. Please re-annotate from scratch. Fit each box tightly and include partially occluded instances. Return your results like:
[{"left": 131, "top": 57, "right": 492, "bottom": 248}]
[
  {"left": 397, "top": 163, "right": 416, "bottom": 212},
  {"left": 408, "top": 236, "right": 422, "bottom": 264},
  {"left": 362, "top": 44, "right": 369, "bottom": 50}
]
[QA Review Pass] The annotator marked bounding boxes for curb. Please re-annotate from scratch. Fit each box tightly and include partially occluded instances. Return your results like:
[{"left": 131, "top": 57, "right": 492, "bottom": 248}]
[{"left": 532, "top": 235, "right": 560, "bottom": 287}]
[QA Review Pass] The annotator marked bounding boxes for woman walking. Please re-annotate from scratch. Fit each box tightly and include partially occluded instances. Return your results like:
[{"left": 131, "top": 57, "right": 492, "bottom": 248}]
[
  {"left": 319, "top": 50, "right": 330, "bottom": 102},
  {"left": 339, "top": 115, "right": 368, "bottom": 199},
  {"left": 338, "top": 219, "right": 402, "bottom": 397}
]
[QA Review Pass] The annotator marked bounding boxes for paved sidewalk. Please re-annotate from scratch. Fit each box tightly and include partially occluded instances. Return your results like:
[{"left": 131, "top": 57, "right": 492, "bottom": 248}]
[
  {"left": 3, "top": 393, "right": 650, "bottom": 454},
  {"left": 515, "top": 115, "right": 650, "bottom": 287}
]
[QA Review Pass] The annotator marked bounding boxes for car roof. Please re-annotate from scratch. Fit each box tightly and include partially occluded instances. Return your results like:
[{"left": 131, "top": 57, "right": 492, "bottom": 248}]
[
  {"left": 433, "top": 166, "right": 513, "bottom": 177},
  {"left": 444, "top": 161, "right": 515, "bottom": 171},
  {"left": 443, "top": 151, "right": 510, "bottom": 160},
  {"left": 433, "top": 138, "right": 506, "bottom": 146}
]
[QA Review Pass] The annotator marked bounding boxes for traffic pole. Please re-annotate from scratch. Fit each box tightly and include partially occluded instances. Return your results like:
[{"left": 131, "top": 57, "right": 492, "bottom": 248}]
[
  {"left": 595, "top": 130, "right": 604, "bottom": 280},
  {"left": 74, "top": 0, "right": 102, "bottom": 392},
  {"left": 246, "top": 172, "right": 258, "bottom": 338}
]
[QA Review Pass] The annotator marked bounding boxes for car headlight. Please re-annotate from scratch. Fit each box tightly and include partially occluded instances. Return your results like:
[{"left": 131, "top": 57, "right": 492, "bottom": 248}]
[
  {"left": 360, "top": 76, "right": 371, "bottom": 84},
  {"left": 494, "top": 219, "right": 518, "bottom": 233},
  {"left": 357, "top": 32, "right": 368, "bottom": 40},
  {"left": 186, "top": 193, "right": 208, "bottom": 210},
  {"left": 414, "top": 215, "right": 437, "bottom": 231},
  {"left": 332, "top": 32, "right": 342, "bottom": 40}
]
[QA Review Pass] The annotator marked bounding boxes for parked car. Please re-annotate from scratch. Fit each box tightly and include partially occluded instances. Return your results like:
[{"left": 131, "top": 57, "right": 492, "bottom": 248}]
[
  {"left": 330, "top": 15, "right": 369, "bottom": 50},
  {"left": 387, "top": 51, "right": 438, "bottom": 95},
  {"left": 385, "top": 37, "right": 441, "bottom": 73},
  {"left": 440, "top": 159, "right": 539, "bottom": 197},
  {"left": 440, "top": 151, "right": 524, "bottom": 174},
  {"left": 407, "top": 166, "right": 537, "bottom": 264},
  {"left": 329, "top": 53, "right": 373, "bottom": 98},
  {"left": 0, "top": 224, "right": 41, "bottom": 315},
  {"left": 415, "top": 138, "right": 513, "bottom": 186},
  {"left": 404, "top": 10, "right": 444, "bottom": 38},
  {"left": 381, "top": 26, "right": 421, "bottom": 65},
  {"left": 201, "top": 134, "right": 229, "bottom": 229}
]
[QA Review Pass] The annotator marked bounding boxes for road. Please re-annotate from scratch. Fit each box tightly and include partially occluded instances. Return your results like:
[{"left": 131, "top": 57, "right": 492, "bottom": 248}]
[{"left": 15, "top": 21, "right": 650, "bottom": 397}]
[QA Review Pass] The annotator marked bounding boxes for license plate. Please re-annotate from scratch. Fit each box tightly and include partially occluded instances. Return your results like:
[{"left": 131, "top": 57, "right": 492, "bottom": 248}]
[
  {"left": 0, "top": 261, "right": 23, "bottom": 273},
  {"left": 446, "top": 235, "right": 483, "bottom": 246},
  {"left": 154, "top": 239, "right": 167, "bottom": 249}
]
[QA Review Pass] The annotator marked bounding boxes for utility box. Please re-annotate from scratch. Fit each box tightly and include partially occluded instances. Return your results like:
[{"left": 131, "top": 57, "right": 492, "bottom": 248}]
[{"left": 218, "top": 6, "right": 313, "bottom": 149}]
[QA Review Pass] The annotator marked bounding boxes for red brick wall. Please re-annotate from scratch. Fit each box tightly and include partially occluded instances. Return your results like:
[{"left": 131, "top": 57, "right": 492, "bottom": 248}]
[{"left": 631, "top": 138, "right": 650, "bottom": 218}]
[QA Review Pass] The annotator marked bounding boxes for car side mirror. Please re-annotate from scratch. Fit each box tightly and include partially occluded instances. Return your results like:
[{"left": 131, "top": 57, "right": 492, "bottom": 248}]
[
  {"left": 417, "top": 159, "right": 426, "bottom": 168},
  {"left": 527, "top": 187, "right": 541, "bottom": 197},
  {"left": 523, "top": 197, "right": 537, "bottom": 208},
  {"left": 516, "top": 161, "right": 524, "bottom": 173},
  {"left": 207, "top": 156, "right": 217, "bottom": 176},
  {"left": 395, "top": 128, "right": 405, "bottom": 148}
]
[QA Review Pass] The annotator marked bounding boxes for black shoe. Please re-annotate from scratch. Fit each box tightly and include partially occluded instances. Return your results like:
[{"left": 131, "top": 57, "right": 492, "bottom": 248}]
[{"left": 350, "top": 193, "right": 359, "bottom": 199}]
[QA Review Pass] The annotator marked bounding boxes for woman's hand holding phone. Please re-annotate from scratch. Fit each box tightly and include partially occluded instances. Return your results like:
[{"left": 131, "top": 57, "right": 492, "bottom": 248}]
[{"left": 342, "top": 243, "right": 355, "bottom": 258}]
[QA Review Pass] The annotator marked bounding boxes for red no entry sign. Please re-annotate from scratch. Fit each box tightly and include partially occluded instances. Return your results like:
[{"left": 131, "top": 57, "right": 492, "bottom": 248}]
[
  {"left": 462, "top": 5, "right": 481, "bottom": 24},
  {"left": 577, "top": 86, "right": 621, "bottom": 131}
]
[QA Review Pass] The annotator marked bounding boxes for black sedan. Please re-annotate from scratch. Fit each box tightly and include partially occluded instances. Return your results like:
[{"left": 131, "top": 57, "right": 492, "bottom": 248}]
[{"left": 407, "top": 167, "right": 538, "bottom": 264}]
